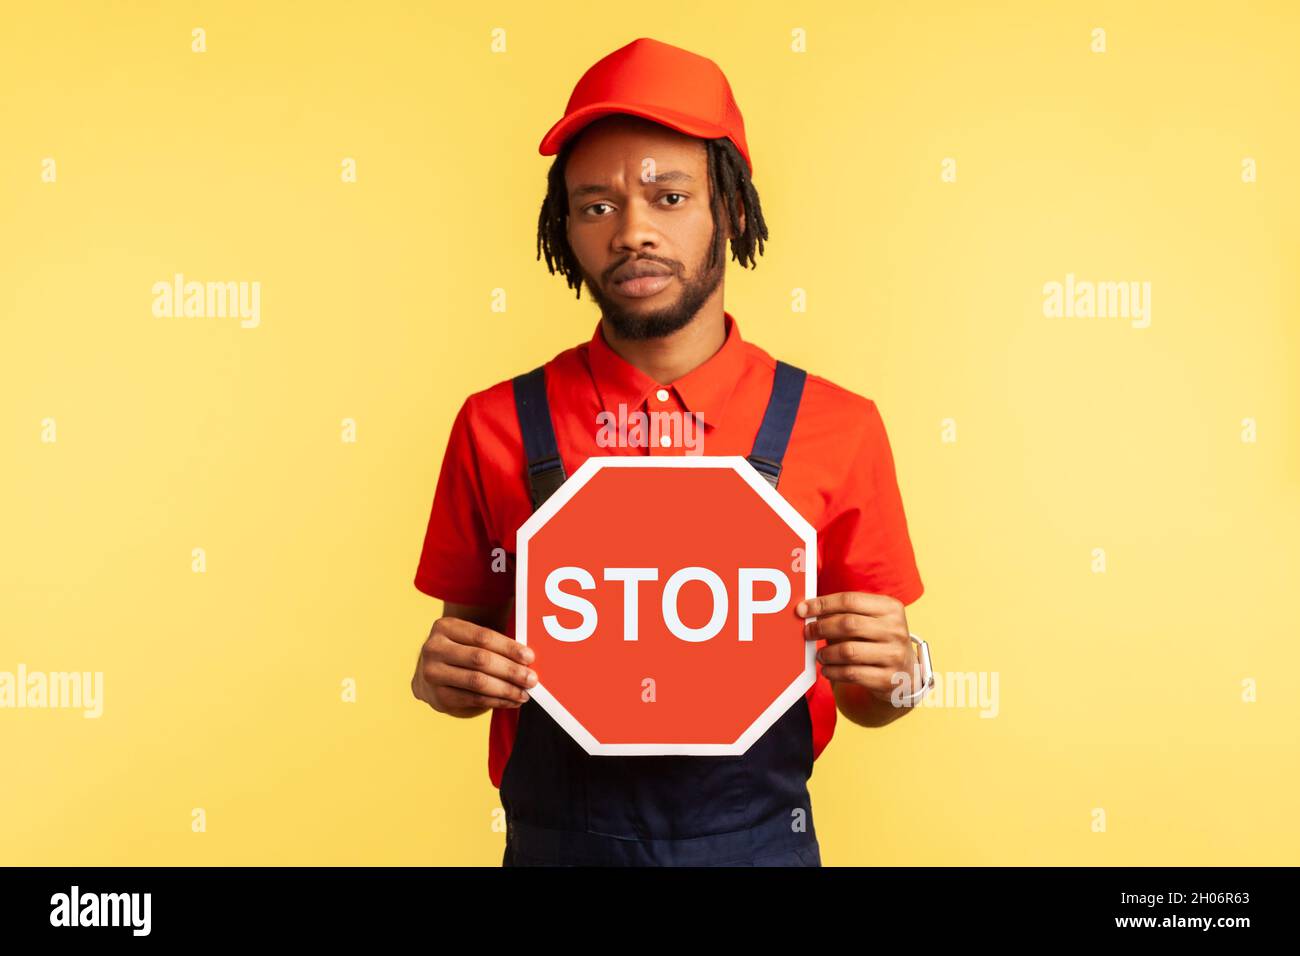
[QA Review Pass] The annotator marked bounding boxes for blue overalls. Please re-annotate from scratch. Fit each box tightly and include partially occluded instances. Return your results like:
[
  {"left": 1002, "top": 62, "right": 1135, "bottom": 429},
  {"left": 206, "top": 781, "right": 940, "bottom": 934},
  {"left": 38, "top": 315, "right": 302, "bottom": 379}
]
[{"left": 502, "top": 360, "right": 821, "bottom": 867}]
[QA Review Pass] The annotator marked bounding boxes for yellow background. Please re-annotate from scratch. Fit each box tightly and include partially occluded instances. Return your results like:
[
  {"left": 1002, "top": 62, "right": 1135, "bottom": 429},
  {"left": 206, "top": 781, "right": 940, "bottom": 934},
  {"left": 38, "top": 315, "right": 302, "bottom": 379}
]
[{"left": 2, "top": 1, "right": 1297, "bottom": 865}]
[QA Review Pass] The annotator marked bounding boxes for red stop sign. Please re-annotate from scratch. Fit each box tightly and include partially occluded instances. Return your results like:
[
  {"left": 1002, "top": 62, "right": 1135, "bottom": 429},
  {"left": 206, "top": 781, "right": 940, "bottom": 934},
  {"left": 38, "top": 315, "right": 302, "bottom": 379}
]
[{"left": 515, "top": 456, "right": 817, "bottom": 755}]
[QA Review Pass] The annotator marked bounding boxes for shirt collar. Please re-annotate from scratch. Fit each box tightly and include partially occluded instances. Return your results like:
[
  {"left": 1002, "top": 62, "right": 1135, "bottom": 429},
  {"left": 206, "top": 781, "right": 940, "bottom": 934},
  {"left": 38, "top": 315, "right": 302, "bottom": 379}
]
[{"left": 587, "top": 310, "right": 748, "bottom": 431}]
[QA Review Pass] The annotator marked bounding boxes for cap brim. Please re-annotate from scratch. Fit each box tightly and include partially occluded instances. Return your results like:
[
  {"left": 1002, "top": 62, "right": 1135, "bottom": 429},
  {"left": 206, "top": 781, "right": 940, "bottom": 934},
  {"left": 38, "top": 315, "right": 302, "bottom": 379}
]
[{"left": 538, "top": 102, "right": 731, "bottom": 157}]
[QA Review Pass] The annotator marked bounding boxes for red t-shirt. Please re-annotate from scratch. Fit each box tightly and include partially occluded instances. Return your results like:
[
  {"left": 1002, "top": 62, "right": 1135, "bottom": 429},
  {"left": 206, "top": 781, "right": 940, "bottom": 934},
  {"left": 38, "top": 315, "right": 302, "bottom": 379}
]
[{"left": 414, "top": 311, "right": 924, "bottom": 788}]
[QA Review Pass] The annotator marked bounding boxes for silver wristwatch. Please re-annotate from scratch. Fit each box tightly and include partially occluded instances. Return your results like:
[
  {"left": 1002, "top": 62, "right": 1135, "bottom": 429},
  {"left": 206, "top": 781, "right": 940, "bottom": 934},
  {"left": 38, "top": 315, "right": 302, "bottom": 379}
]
[{"left": 894, "top": 632, "right": 934, "bottom": 706}]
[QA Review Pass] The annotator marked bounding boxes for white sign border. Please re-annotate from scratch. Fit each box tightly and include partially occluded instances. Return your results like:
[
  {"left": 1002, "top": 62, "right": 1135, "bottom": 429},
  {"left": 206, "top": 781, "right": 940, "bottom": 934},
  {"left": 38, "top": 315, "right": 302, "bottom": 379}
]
[{"left": 515, "top": 455, "right": 818, "bottom": 756}]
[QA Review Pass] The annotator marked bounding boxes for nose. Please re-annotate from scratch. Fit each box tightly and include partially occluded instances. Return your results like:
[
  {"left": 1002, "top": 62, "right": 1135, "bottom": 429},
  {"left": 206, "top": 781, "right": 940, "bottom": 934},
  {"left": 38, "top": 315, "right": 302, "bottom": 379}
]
[{"left": 611, "top": 196, "right": 662, "bottom": 256}]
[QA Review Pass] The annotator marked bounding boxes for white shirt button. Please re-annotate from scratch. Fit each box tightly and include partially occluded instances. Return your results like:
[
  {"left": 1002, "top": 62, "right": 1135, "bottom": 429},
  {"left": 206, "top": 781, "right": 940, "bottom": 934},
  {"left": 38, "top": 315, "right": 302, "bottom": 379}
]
[
  {"left": 659, "top": 434, "right": 672, "bottom": 448},
  {"left": 655, "top": 388, "right": 670, "bottom": 402}
]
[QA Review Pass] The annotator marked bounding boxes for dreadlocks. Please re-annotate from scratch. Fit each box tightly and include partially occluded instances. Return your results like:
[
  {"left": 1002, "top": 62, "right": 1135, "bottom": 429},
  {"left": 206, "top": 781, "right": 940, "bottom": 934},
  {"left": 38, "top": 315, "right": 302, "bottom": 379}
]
[{"left": 536, "top": 134, "right": 770, "bottom": 299}]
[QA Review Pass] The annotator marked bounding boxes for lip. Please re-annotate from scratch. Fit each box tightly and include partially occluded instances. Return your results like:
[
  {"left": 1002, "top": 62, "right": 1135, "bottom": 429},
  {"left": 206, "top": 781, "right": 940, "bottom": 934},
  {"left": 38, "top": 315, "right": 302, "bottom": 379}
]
[
  {"left": 612, "top": 273, "right": 674, "bottom": 298},
  {"left": 612, "top": 258, "right": 673, "bottom": 281}
]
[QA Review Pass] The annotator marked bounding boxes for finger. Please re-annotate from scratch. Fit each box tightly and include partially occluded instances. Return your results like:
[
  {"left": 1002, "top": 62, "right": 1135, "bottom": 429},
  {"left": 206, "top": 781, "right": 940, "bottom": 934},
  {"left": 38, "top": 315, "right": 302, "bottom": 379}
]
[
  {"left": 816, "top": 638, "right": 898, "bottom": 667},
  {"left": 822, "top": 664, "right": 924, "bottom": 700},
  {"left": 796, "top": 592, "right": 902, "bottom": 620},
  {"left": 819, "top": 664, "right": 895, "bottom": 691},
  {"left": 437, "top": 684, "right": 525, "bottom": 711},
  {"left": 438, "top": 638, "right": 538, "bottom": 691},
  {"left": 804, "top": 612, "right": 897, "bottom": 643},
  {"left": 437, "top": 616, "right": 534, "bottom": 666},
  {"left": 424, "top": 660, "right": 533, "bottom": 703}
]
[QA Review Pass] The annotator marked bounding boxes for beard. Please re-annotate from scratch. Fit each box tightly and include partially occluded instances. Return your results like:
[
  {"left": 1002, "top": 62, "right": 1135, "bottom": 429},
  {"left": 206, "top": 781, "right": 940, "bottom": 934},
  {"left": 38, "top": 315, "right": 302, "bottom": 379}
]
[{"left": 579, "top": 233, "right": 726, "bottom": 341}]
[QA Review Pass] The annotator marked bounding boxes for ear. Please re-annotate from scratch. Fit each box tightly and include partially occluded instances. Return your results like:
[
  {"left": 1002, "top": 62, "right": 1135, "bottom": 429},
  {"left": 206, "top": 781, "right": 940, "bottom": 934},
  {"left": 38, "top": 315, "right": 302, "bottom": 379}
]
[{"left": 722, "top": 193, "right": 745, "bottom": 243}]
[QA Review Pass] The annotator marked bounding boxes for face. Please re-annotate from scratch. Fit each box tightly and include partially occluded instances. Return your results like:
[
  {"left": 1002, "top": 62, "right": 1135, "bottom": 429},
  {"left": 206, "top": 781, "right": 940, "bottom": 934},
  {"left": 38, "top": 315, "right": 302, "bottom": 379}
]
[{"left": 562, "top": 115, "right": 745, "bottom": 340}]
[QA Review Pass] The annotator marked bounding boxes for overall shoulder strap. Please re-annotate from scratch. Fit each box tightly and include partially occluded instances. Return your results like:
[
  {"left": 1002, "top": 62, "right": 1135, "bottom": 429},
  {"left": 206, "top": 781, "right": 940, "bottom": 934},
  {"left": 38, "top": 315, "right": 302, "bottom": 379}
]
[
  {"left": 747, "top": 360, "right": 807, "bottom": 490},
  {"left": 511, "top": 365, "right": 567, "bottom": 512}
]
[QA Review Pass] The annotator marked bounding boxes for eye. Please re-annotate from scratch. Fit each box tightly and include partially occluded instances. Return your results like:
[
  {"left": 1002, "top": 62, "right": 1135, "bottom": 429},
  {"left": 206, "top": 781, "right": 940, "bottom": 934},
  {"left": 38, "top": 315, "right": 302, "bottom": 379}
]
[
  {"left": 660, "top": 193, "right": 687, "bottom": 206},
  {"left": 584, "top": 202, "right": 613, "bottom": 216}
]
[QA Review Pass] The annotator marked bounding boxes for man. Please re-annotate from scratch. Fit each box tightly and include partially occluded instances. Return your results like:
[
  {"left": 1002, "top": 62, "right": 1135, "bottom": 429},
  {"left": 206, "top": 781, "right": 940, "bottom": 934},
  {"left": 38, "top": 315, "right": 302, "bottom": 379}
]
[{"left": 410, "top": 37, "right": 930, "bottom": 866}]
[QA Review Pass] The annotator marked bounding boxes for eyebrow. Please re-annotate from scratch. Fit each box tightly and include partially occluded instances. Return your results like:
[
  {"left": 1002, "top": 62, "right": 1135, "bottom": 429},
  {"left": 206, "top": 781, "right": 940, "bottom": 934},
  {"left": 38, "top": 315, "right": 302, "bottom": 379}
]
[{"left": 570, "top": 170, "right": 696, "bottom": 199}]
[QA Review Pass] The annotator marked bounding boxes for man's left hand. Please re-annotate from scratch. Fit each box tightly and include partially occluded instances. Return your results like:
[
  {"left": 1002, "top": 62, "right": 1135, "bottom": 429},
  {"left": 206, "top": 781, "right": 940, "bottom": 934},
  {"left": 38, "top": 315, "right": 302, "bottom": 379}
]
[{"left": 796, "top": 591, "right": 920, "bottom": 703}]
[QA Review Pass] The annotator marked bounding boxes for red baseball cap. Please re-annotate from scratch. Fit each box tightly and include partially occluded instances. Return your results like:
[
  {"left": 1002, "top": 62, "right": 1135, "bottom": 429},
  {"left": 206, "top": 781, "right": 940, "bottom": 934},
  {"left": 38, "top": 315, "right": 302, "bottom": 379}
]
[{"left": 538, "top": 37, "right": 753, "bottom": 176}]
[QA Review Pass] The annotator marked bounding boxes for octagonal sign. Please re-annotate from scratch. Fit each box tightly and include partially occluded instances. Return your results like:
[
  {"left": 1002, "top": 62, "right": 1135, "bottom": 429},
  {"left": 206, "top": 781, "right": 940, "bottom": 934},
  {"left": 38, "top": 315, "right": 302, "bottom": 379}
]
[{"left": 515, "top": 455, "right": 817, "bottom": 755}]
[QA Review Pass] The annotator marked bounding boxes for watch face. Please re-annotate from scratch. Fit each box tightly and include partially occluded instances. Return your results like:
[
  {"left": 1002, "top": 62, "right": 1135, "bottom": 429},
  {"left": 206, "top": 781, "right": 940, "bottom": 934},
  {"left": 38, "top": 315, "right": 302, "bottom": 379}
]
[{"left": 912, "top": 637, "right": 934, "bottom": 686}]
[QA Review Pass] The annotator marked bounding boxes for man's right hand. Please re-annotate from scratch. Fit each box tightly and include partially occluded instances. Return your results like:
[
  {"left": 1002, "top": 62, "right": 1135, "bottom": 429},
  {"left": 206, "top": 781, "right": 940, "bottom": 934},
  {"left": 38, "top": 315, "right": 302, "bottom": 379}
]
[{"left": 411, "top": 609, "right": 538, "bottom": 717}]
